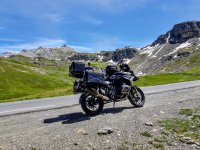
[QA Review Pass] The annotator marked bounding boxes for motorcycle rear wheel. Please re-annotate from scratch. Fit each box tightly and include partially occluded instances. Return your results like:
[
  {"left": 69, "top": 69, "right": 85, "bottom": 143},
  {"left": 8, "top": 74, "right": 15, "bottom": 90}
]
[
  {"left": 80, "top": 93, "right": 104, "bottom": 116},
  {"left": 128, "top": 86, "right": 145, "bottom": 107}
]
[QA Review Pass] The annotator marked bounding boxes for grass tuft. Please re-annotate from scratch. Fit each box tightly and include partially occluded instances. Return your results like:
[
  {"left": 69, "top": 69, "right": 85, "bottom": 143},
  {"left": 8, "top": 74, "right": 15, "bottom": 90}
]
[{"left": 140, "top": 131, "right": 153, "bottom": 137}]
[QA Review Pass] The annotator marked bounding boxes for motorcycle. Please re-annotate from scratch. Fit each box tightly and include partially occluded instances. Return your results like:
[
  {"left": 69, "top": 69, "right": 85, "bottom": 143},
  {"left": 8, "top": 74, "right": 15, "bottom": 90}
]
[{"left": 69, "top": 60, "right": 145, "bottom": 116}]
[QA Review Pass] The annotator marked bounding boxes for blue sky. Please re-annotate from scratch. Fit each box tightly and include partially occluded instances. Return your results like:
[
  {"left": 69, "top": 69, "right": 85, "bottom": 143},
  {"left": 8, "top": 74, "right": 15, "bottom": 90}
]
[{"left": 0, "top": 0, "right": 200, "bottom": 53}]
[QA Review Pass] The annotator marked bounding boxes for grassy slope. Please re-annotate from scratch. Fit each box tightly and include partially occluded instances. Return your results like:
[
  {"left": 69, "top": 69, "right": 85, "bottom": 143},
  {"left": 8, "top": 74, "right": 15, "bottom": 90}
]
[
  {"left": 135, "top": 68, "right": 200, "bottom": 87},
  {"left": 0, "top": 56, "right": 74, "bottom": 102},
  {"left": 0, "top": 56, "right": 200, "bottom": 103},
  {"left": 164, "top": 46, "right": 200, "bottom": 72}
]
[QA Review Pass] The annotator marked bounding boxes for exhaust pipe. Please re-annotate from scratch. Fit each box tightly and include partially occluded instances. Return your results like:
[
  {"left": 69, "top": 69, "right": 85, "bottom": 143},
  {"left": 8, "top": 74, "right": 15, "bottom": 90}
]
[{"left": 86, "top": 88, "right": 110, "bottom": 101}]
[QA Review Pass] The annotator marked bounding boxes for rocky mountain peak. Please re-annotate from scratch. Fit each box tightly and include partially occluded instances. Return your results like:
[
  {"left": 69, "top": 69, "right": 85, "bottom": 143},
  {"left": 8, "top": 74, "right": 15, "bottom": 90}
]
[
  {"left": 112, "top": 47, "right": 138, "bottom": 62},
  {"left": 151, "top": 21, "right": 200, "bottom": 46}
]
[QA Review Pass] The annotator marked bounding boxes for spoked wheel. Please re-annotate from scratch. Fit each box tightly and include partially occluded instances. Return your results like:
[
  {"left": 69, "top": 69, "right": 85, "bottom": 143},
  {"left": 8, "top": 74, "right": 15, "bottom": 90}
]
[
  {"left": 128, "top": 86, "right": 145, "bottom": 107},
  {"left": 80, "top": 93, "right": 104, "bottom": 116}
]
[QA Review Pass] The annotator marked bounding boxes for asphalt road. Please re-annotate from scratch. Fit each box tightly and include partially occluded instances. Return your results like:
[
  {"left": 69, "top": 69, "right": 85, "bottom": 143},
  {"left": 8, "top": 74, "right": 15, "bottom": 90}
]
[{"left": 0, "top": 80, "right": 200, "bottom": 116}]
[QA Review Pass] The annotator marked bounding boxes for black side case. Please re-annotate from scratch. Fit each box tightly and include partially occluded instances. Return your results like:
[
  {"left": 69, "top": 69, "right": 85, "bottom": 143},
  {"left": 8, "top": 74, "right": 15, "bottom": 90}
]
[
  {"left": 69, "top": 62, "right": 85, "bottom": 78},
  {"left": 84, "top": 71, "right": 105, "bottom": 87}
]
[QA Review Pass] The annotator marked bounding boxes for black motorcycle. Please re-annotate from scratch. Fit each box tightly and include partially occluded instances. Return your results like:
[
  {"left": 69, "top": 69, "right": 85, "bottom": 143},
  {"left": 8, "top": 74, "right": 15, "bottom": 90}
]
[{"left": 69, "top": 60, "right": 145, "bottom": 116}]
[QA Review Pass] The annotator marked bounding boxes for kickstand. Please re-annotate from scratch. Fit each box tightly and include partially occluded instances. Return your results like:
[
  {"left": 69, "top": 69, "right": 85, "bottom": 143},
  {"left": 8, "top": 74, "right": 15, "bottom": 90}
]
[{"left": 113, "top": 100, "right": 115, "bottom": 108}]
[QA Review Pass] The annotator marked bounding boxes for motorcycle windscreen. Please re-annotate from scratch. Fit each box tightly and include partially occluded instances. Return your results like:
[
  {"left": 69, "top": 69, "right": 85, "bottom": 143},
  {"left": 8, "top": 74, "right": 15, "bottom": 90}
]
[{"left": 84, "top": 71, "right": 105, "bottom": 86}]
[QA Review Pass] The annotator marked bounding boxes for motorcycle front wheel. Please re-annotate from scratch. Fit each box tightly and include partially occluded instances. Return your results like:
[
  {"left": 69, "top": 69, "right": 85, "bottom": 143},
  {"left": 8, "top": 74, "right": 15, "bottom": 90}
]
[
  {"left": 128, "top": 86, "right": 145, "bottom": 107},
  {"left": 80, "top": 93, "right": 104, "bottom": 116}
]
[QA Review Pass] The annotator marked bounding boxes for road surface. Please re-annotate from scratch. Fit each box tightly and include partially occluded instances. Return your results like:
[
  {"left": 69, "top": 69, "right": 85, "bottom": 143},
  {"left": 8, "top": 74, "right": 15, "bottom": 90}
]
[
  {"left": 0, "top": 85, "right": 200, "bottom": 149},
  {"left": 0, "top": 80, "right": 200, "bottom": 116}
]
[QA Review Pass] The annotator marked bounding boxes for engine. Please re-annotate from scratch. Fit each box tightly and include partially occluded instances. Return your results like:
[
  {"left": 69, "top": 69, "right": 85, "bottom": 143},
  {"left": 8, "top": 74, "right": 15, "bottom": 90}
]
[{"left": 109, "top": 84, "right": 130, "bottom": 100}]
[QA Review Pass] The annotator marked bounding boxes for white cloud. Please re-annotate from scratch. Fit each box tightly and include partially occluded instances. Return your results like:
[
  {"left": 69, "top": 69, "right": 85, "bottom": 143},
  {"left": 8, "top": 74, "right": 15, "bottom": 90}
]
[
  {"left": 0, "top": 38, "right": 22, "bottom": 42},
  {"left": 0, "top": 38, "right": 66, "bottom": 52}
]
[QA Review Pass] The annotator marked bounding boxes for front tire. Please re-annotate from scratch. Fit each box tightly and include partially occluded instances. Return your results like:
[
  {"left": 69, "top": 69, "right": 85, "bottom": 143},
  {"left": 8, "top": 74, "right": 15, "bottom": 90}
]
[
  {"left": 80, "top": 93, "right": 104, "bottom": 116},
  {"left": 128, "top": 86, "right": 145, "bottom": 107}
]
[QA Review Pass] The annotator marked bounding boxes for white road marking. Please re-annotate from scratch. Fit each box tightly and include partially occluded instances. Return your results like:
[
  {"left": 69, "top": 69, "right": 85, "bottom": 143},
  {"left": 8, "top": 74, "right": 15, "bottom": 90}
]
[{"left": 0, "top": 105, "right": 55, "bottom": 114}]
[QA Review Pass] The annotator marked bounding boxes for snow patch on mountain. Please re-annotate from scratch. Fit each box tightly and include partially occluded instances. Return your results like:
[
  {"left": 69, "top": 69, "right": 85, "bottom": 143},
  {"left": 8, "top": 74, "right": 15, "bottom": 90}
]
[
  {"left": 140, "top": 44, "right": 160, "bottom": 56},
  {"left": 124, "top": 59, "right": 132, "bottom": 64},
  {"left": 107, "top": 59, "right": 116, "bottom": 64},
  {"left": 168, "top": 41, "right": 192, "bottom": 56},
  {"left": 97, "top": 55, "right": 104, "bottom": 61}
]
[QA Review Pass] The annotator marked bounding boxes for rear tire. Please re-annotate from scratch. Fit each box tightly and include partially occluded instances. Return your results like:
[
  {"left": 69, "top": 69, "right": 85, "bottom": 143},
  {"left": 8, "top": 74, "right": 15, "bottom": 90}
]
[
  {"left": 80, "top": 93, "right": 104, "bottom": 116},
  {"left": 128, "top": 86, "right": 145, "bottom": 107}
]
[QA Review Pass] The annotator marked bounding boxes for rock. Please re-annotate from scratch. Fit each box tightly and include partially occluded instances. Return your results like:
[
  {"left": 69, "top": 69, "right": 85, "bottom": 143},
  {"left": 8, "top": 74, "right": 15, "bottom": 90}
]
[
  {"left": 144, "top": 122, "right": 154, "bottom": 126},
  {"left": 183, "top": 137, "right": 192, "bottom": 141},
  {"left": 111, "top": 47, "right": 138, "bottom": 62},
  {"left": 177, "top": 52, "right": 191, "bottom": 58},
  {"left": 151, "top": 21, "right": 200, "bottom": 46},
  {"left": 181, "top": 137, "right": 197, "bottom": 145},
  {"left": 160, "top": 55, "right": 173, "bottom": 63},
  {"left": 178, "top": 134, "right": 184, "bottom": 138},
  {"left": 77, "top": 128, "right": 88, "bottom": 135},
  {"left": 73, "top": 142, "right": 78, "bottom": 146},
  {"left": 160, "top": 111, "right": 165, "bottom": 114},
  {"left": 153, "top": 129, "right": 157, "bottom": 132},
  {"left": 187, "top": 116, "right": 193, "bottom": 120},
  {"left": 186, "top": 140, "right": 196, "bottom": 144},
  {"left": 195, "top": 142, "right": 200, "bottom": 146},
  {"left": 117, "top": 131, "right": 121, "bottom": 137},
  {"left": 97, "top": 127, "right": 114, "bottom": 135}
]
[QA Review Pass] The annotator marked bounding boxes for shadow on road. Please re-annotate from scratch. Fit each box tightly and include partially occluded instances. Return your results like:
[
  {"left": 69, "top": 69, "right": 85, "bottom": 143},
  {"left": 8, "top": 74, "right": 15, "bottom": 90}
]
[{"left": 43, "top": 106, "right": 134, "bottom": 124}]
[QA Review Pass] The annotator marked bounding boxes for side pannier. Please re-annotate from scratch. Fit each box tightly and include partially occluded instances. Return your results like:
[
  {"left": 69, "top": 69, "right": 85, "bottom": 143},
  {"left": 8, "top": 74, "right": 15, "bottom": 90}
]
[
  {"left": 84, "top": 71, "right": 105, "bottom": 87},
  {"left": 69, "top": 62, "right": 85, "bottom": 78}
]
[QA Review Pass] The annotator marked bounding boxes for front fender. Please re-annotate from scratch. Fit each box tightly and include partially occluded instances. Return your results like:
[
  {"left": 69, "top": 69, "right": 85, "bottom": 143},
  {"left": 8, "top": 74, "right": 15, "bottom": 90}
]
[{"left": 79, "top": 93, "right": 86, "bottom": 104}]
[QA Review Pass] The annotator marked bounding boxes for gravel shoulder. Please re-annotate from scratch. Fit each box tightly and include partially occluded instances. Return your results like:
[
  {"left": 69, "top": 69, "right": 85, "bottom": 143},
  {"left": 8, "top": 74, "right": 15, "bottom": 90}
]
[{"left": 0, "top": 87, "right": 200, "bottom": 150}]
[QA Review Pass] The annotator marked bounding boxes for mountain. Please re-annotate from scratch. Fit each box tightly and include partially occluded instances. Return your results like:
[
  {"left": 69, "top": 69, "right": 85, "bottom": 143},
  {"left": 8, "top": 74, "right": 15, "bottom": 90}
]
[
  {"left": 0, "top": 45, "right": 138, "bottom": 64},
  {"left": 1, "top": 21, "right": 200, "bottom": 75},
  {"left": 130, "top": 21, "right": 200, "bottom": 75},
  {"left": 68, "top": 46, "right": 138, "bottom": 63},
  {"left": 0, "top": 45, "right": 75, "bottom": 60}
]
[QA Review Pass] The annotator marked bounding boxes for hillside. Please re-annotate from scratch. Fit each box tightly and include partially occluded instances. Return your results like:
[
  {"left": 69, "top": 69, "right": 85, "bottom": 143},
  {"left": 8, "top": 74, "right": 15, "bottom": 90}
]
[
  {"left": 130, "top": 21, "right": 200, "bottom": 75},
  {"left": 0, "top": 56, "right": 74, "bottom": 102}
]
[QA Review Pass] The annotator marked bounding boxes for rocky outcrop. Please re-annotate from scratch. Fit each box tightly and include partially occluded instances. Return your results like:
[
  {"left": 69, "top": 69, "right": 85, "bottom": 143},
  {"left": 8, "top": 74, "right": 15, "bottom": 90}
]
[
  {"left": 130, "top": 21, "right": 200, "bottom": 75},
  {"left": 112, "top": 47, "right": 138, "bottom": 62},
  {"left": 68, "top": 53, "right": 97, "bottom": 61},
  {"left": 151, "top": 21, "right": 200, "bottom": 46},
  {"left": 68, "top": 47, "right": 138, "bottom": 62}
]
